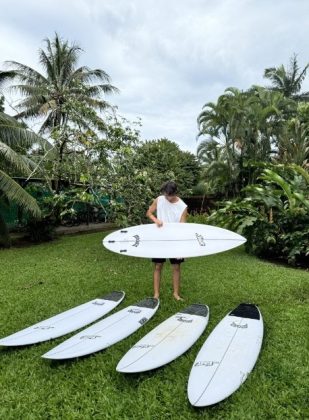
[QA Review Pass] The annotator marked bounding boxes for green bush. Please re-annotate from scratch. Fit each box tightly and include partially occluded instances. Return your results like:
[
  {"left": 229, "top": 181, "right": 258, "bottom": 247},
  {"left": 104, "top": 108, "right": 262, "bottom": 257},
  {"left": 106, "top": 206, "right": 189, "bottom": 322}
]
[
  {"left": 189, "top": 164, "right": 309, "bottom": 267},
  {"left": 187, "top": 212, "right": 209, "bottom": 224},
  {"left": 25, "top": 216, "right": 56, "bottom": 243},
  {"left": 242, "top": 211, "right": 309, "bottom": 266}
]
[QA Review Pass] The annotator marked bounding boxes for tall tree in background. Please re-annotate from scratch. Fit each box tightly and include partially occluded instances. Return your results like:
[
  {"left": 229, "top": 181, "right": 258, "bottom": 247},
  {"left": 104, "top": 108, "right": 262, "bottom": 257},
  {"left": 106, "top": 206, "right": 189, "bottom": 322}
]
[
  {"left": 197, "top": 86, "right": 298, "bottom": 195},
  {"left": 0, "top": 33, "right": 119, "bottom": 133},
  {"left": 264, "top": 54, "right": 309, "bottom": 101},
  {"left": 0, "top": 34, "right": 119, "bottom": 192},
  {"left": 134, "top": 138, "right": 200, "bottom": 196}
]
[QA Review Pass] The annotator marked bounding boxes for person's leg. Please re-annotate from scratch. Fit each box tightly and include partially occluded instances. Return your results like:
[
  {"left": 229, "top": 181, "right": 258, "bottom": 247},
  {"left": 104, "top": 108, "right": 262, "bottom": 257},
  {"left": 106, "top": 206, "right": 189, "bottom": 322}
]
[
  {"left": 172, "top": 263, "right": 183, "bottom": 301},
  {"left": 153, "top": 262, "right": 164, "bottom": 299}
]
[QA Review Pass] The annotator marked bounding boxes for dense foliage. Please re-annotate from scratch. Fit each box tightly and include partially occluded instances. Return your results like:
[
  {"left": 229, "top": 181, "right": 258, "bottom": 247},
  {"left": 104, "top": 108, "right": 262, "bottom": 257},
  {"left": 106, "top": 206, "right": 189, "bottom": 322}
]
[
  {"left": 199, "top": 164, "right": 309, "bottom": 267},
  {"left": 195, "top": 55, "right": 309, "bottom": 267}
]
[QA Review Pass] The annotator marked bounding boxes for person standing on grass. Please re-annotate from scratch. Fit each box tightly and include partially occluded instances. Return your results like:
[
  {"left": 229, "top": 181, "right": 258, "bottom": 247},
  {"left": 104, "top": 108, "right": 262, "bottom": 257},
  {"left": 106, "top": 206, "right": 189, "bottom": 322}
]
[{"left": 146, "top": 181, "right": 188, "bottom": 301}]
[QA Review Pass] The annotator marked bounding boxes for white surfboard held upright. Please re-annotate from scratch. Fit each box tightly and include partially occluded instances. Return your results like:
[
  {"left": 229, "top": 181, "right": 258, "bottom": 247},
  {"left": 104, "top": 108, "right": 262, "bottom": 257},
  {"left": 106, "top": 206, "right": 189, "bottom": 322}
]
[
  {"left": 0, "top": 291, "right": 125, "bottom": 347},
  {"left": 103, "top": 223, "right": 246, "bottom": 259},
  {"left": 187, "top": 303, "right": 263, "bottom": 407},
  {"left": 42, "top": 298, "right": 159, "bottom": 360},
  {"left": 117, "top": 304, "right": 209, "bottom": 373}
]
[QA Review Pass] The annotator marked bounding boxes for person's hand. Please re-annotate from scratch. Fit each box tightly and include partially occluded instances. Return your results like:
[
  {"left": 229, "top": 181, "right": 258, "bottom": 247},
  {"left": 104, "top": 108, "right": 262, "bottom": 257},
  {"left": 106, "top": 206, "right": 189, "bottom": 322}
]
[{"left": 155, "top": 219, "right": 163, "bottom": 227}]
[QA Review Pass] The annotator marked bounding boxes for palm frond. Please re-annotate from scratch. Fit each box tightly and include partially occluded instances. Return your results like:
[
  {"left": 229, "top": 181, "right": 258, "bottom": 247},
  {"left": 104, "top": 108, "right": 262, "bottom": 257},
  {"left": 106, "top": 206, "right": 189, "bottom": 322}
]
[
  {"left": 82, "top": 84, "right": 120, "bottom": 96},
  {"left": 3, "top": 61, "right": 48, "bottom": 84},
  {"left": 71, "top": 67, "right": 112, "bottom": 83},
  {"left": 0, "top": 141, "right": 32, "bottom": 174},
  {"left": 0, "top": 170, "right": 41, "bottom": 217},
  {"left": 0, "top": 113, "right": 43, "bottom": 147}
]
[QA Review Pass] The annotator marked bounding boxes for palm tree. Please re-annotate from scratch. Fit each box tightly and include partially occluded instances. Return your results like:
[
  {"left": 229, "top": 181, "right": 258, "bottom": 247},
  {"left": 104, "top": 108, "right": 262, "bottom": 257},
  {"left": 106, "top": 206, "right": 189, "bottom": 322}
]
[
  {"left": 0, "top": 112, "right": 42, "bottom": 246},
  {"left": 264, "top": 54, "right": 309, "bottom": 101},
  {"left": 197, "top": 139, "right": 223, "bottom": 166},
  {"left": 0, "top": 34, "right": 119, "bottom": 192},
  {"left": 197, "top": 87, "right": 298, "bottom": 195},
  {"left": 0, "top": 33, "right": 119, "bottom": 133}
]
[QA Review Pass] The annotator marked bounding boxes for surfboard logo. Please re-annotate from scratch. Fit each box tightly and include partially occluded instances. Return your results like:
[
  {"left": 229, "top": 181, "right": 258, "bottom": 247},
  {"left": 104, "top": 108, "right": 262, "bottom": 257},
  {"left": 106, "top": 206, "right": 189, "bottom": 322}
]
[
  {"left": 176, "top": 315, "right": 193, "bottom": 323},
  {"left": 196, "top": 233, "right": 206, "bottom": 246},
  {"left": 139, "top": 317, "right": 148, "bottom": 325},
  {"left": 34, "top": 326, "right": 54, "bottom": 330},
  {"left": 128, "top": 308, "right": 142, "bottom": 314},
  {"left": 133, "top": 344, "right": 154, "bottom": 349},
  {"left": 230, "top": 322, "right": 248, "bottom": 328},
  {"left": 132, "top": 235, "right": 140, "bottom": 247},
  {"left": 194, "top": 361, "right": 219, "bottom": 367},
  {"left": 80, "top": 335, "right": 101, "bottom": 339},
  {"left": 92, "top": 301, "right": 105, "bottom": 306}
]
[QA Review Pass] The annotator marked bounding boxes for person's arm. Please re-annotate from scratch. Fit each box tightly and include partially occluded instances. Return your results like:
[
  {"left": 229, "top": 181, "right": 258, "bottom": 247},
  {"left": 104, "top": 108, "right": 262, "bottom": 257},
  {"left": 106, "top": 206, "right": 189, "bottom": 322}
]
[
  {"left": 180, "top": 207, "right": 188, "bottom": 223},
  {"left": 146, "top": 198, "right": 163, "bottom": 227}
]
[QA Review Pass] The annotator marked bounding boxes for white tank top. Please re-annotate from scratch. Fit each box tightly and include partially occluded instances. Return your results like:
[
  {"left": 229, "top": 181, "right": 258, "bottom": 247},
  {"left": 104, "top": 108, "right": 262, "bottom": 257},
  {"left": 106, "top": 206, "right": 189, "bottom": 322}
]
[{"left": 156, "top": 195, "right": 187, "bottom": 223}]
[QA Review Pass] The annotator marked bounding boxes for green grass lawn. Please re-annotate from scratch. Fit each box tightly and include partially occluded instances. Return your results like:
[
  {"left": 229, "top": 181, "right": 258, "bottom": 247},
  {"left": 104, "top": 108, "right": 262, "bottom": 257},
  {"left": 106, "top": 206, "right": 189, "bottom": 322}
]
[{"left": 0, "top": 232, "right": 308, "bottom": 419}]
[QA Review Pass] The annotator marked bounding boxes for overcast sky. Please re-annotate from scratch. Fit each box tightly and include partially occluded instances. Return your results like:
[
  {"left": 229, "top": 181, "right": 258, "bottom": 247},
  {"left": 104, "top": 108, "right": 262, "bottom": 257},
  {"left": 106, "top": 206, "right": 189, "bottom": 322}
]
[{"left": 1, "top": 0, "right": 309, "bottom": 153}]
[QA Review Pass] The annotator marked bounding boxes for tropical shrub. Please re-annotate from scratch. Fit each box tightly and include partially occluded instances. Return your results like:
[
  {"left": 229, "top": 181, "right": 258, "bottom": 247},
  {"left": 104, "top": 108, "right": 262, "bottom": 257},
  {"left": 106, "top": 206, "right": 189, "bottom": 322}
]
[
  {"left": 187, "top": 212, "right": 209, "bottom": 225},
  {"left": 25, "top": 217, "right": 56, "bottom": 243},
  {"left": 194, "top": 164, "right": 309, "bottom": 267}
]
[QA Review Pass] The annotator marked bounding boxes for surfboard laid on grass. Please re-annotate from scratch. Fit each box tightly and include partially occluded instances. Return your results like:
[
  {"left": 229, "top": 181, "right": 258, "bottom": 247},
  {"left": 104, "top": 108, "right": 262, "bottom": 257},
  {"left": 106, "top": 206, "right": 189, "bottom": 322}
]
[
  {"left": 0, "top": 291, "right": 125, "bottom": 347},
  {"left": 117, "top": 303, "right": 209, "bottom": 373},
  {"left": 103, "top": 223, "right": 246, "bottom": 259},
  {"left": 42, "top": 298, "right": 159, "bottom": 360},
  {"left": 187, "top": 303, "right": 263, "bottom": 407}
]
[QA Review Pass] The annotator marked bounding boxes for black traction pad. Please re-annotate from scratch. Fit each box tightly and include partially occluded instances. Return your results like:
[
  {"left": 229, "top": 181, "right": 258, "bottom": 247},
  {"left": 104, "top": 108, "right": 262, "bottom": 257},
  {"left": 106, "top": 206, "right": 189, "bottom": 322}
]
[
  {"left": 100, "top": 291, "right": 124, "bottom": 302},
  {"left": 229, "top": 303, "right": 260, "bottom": 320},
  {"left": 135, "top": 298, "right": 159, "bottom": 309},
  {"left": 179, "top": 304, "right": 209, "bottom": 317}
]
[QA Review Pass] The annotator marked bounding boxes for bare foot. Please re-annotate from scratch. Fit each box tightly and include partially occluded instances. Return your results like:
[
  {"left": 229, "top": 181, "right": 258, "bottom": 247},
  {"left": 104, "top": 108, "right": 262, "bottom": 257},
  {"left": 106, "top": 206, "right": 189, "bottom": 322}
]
[
  {"left": 154, "top": 294, "right": 160, "bottom": 299},
  {"left": 173, "top": 294, "right": 184, "bottom": 301}
]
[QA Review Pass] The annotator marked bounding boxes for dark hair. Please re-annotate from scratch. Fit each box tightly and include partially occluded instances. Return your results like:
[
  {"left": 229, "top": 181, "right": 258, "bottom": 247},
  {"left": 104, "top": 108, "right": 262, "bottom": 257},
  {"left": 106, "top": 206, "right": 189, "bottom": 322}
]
[{"left": 160, "top": 181, "right": 178, "bottom": 196}]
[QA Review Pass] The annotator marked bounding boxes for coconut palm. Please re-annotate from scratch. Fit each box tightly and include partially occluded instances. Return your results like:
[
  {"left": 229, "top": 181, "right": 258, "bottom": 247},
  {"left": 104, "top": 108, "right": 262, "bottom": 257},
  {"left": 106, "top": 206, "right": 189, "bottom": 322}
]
[
  {"left": 0, "top": 34, "right": 119, "bottom": 193},
  {"left": 264, "top": 54, "right": 309, "bottom": 101},
  {"left": 0, "top": 111, "right": 42, "bottom": 246},
  {"left": 0, "top": 33, "right": 119, "bottom": 133}
]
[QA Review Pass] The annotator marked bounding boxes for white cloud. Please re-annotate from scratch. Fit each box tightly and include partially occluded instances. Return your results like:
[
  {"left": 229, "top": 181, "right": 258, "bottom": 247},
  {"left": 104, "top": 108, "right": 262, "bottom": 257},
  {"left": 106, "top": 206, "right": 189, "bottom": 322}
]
[{"left": 1, "top": 0, "right": 309, "bottom": 153}]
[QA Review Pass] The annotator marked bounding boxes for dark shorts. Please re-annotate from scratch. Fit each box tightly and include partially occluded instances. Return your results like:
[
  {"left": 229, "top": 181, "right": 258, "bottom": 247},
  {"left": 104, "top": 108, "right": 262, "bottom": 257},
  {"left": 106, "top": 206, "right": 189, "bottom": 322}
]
[{"left": 152, "top": 258, "right": 185, "bottom": 265}]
